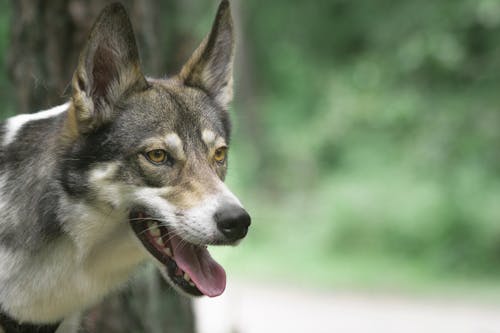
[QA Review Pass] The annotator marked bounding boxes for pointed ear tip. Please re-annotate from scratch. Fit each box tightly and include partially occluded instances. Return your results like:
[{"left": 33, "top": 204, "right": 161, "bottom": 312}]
[
  {"left": 88, "top": 2, "right": 135, "bottom": 44},
  {"left": 103, "top": 2, "right": 128, "bottom": 15},
  {"left": 217, "top": 0, "right": 234, "bottom": 28},
  {"left": 218, "top": 0, "right": 231, "bottom": 13},
  {"left": 96, "top": 2, "right": 130, "bottom": 25}
]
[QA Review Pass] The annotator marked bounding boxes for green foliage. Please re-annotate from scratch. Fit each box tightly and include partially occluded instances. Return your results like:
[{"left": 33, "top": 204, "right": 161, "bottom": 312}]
[
  {"left": 0, "top": 1, "right": 13, "bottom": 116},
  {"left": 224, "top": 0, "right": 500, "bottom": 286}
]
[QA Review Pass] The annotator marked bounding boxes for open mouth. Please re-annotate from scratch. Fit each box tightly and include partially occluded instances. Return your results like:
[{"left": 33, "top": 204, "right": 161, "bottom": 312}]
[{"left": 129, "top": 211, "right": 226, "bottom": 297}]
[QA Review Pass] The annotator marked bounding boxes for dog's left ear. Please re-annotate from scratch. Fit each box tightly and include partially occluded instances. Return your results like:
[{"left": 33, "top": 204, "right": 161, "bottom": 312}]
[
  {"left": 70, "top": 3, "right": 147, "bottom": 134},
  {"left": 179, "top": 0, "right": 235, "bottom": 109}
]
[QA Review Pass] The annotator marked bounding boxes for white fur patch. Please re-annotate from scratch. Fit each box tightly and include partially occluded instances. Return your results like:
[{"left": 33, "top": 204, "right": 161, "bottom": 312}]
[
  {"left": 202, "top": 129, "right": 216, "bottom": 146},
  {"left": 202, "top": 129, "right": 226, "bottom": 148},
  {"left": 3, "top": 103, "right": 69, "bottom": 146},
  {"left": 171, "top": 181, "right": 244, "bottom": 245},
  {"left": 164, "top": 133, "right": 185, "bottom": 159},
  {"left": 165, "top": 132, "right": 182, "bottom": 148}
]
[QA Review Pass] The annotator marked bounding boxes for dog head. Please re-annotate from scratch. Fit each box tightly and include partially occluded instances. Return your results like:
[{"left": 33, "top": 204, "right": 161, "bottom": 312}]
[{"left": 62, "top": 1, "right": 250, "bottom": 297}]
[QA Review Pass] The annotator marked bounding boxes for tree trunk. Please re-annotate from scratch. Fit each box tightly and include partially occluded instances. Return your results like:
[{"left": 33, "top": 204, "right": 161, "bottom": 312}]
[{"left": 7, "top": 1, "right": 195, "bottom": 332}]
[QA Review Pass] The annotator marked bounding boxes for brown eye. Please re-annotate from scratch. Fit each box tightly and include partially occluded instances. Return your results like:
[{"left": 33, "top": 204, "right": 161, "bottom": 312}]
[
  {"left": 145, "top": 149, "right": 168, "bottom": 164},
  {"left": 214, "top": 147, "right": 227, "bottom": 164}
]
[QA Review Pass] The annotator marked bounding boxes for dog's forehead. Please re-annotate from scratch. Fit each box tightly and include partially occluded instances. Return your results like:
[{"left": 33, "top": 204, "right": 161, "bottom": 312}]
[{"left": 120, "top": 82, "right": 228, "bottom": 142}]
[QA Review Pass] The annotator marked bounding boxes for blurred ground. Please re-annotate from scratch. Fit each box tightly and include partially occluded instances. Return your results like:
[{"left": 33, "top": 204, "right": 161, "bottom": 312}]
[{"left": 194, "top": 281, "right": 500, "bottom": 333}]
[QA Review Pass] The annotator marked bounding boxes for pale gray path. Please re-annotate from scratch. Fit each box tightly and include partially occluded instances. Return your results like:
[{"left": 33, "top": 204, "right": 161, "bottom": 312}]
[{"left": 194, "top": 281, "right": 500, "bottom": 333}]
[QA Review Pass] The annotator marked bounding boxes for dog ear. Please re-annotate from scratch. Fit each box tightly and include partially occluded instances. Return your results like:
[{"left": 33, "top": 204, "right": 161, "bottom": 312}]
[
  {"left": 179, "top": 0, "right": 235, "bottom": 109},
  {"left": 70, "top": 3, "right": 147, "bottom": 134}
]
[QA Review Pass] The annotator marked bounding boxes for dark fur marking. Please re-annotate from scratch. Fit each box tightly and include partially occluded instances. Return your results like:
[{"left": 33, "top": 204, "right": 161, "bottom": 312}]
[{"left": 0, "top": 310, "right": 60, "bottom": 333}]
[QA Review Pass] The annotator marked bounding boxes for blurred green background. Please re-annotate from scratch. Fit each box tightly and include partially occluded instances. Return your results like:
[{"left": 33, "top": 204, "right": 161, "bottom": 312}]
[
  {"left": 1, "top": 0, "right": 500, "bottom": 297},
  {"left": 221, "top": 0, "right": 500, "bottom": 294}
]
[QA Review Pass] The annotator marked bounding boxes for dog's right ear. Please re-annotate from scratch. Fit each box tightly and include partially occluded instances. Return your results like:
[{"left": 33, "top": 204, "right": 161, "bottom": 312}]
[{"left": 69, "top": 3, "right": 147, "bottom": 135}]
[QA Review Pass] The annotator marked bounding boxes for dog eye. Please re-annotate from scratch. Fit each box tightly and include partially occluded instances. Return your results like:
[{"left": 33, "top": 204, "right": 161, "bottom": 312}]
[
  {"left": 145, "top": 149, "right": 169, "bottom": 165},
  {"left": 214, "top": 147, "right": 227, "bottom": 164}
]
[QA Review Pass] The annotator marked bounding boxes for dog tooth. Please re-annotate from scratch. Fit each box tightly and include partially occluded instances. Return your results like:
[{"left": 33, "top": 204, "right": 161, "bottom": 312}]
[
  {"left": 150, "top": 227, "right": 161, "bottom": 237},
  {"left": 156, "top": 237, "right": 165, "bottom": 247},
  {"left": 189, "top": 281, "right": 195, "bottom": 287},
  {"left": 164, "top": 247, "right": 172, "bottom": 257},
  {"left": 183, "top": 273, "right": 191, "bottom": 282}
]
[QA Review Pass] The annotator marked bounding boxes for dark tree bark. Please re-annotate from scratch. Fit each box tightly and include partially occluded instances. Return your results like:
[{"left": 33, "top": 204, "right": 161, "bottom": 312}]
[
  {"left": 7, "top": 0, "right": 174, "bottom": 113},
  {"left": 7, "top": 0, "right": 202, "bottom": 114},
  {"left": 7, "top": 1, "right": 196, "bottom": 332},
  {"left": 8, "top": 0, "right": 75, "bottom": 114}
]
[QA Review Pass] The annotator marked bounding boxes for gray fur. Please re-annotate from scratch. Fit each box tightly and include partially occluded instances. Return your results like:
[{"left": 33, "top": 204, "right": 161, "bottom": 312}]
[{"left": 0, "top": 0, "right": 246, "bottom": 325}]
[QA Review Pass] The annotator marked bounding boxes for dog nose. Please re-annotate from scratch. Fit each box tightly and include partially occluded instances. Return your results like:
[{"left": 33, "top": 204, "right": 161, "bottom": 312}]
[{"left": 214, "top": 204, "right": 251, "bottom": 242}]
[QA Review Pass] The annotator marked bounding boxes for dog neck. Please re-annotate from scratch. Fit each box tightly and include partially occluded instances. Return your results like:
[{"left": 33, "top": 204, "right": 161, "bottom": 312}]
[
  {"left": 0, "top": 310, "right": 60, "bottom": 333},
  {"left": 0, "top": 201, "right": 147, "bottom": 323}
]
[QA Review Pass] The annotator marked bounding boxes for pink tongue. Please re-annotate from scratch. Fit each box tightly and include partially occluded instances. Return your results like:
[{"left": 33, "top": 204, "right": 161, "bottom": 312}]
[{"left": 170, "top": 235, "right": 226, "bottom": 297}]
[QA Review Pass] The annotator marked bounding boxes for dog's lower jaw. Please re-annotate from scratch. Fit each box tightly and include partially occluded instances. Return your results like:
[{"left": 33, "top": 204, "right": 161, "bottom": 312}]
[{"left": 0, "top": 221, "right": 148, "bottom": 324}]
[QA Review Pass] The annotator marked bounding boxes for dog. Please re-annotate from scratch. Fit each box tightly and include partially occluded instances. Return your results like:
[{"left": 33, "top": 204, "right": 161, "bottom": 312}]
[{"left": 0, "top": 1, "right": 250, "bottom": 331}]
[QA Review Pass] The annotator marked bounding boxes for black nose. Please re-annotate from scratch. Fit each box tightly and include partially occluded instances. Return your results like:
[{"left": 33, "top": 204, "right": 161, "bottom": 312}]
[{"left": 214, "top": 204, "right": 251, "bottom": 242}]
